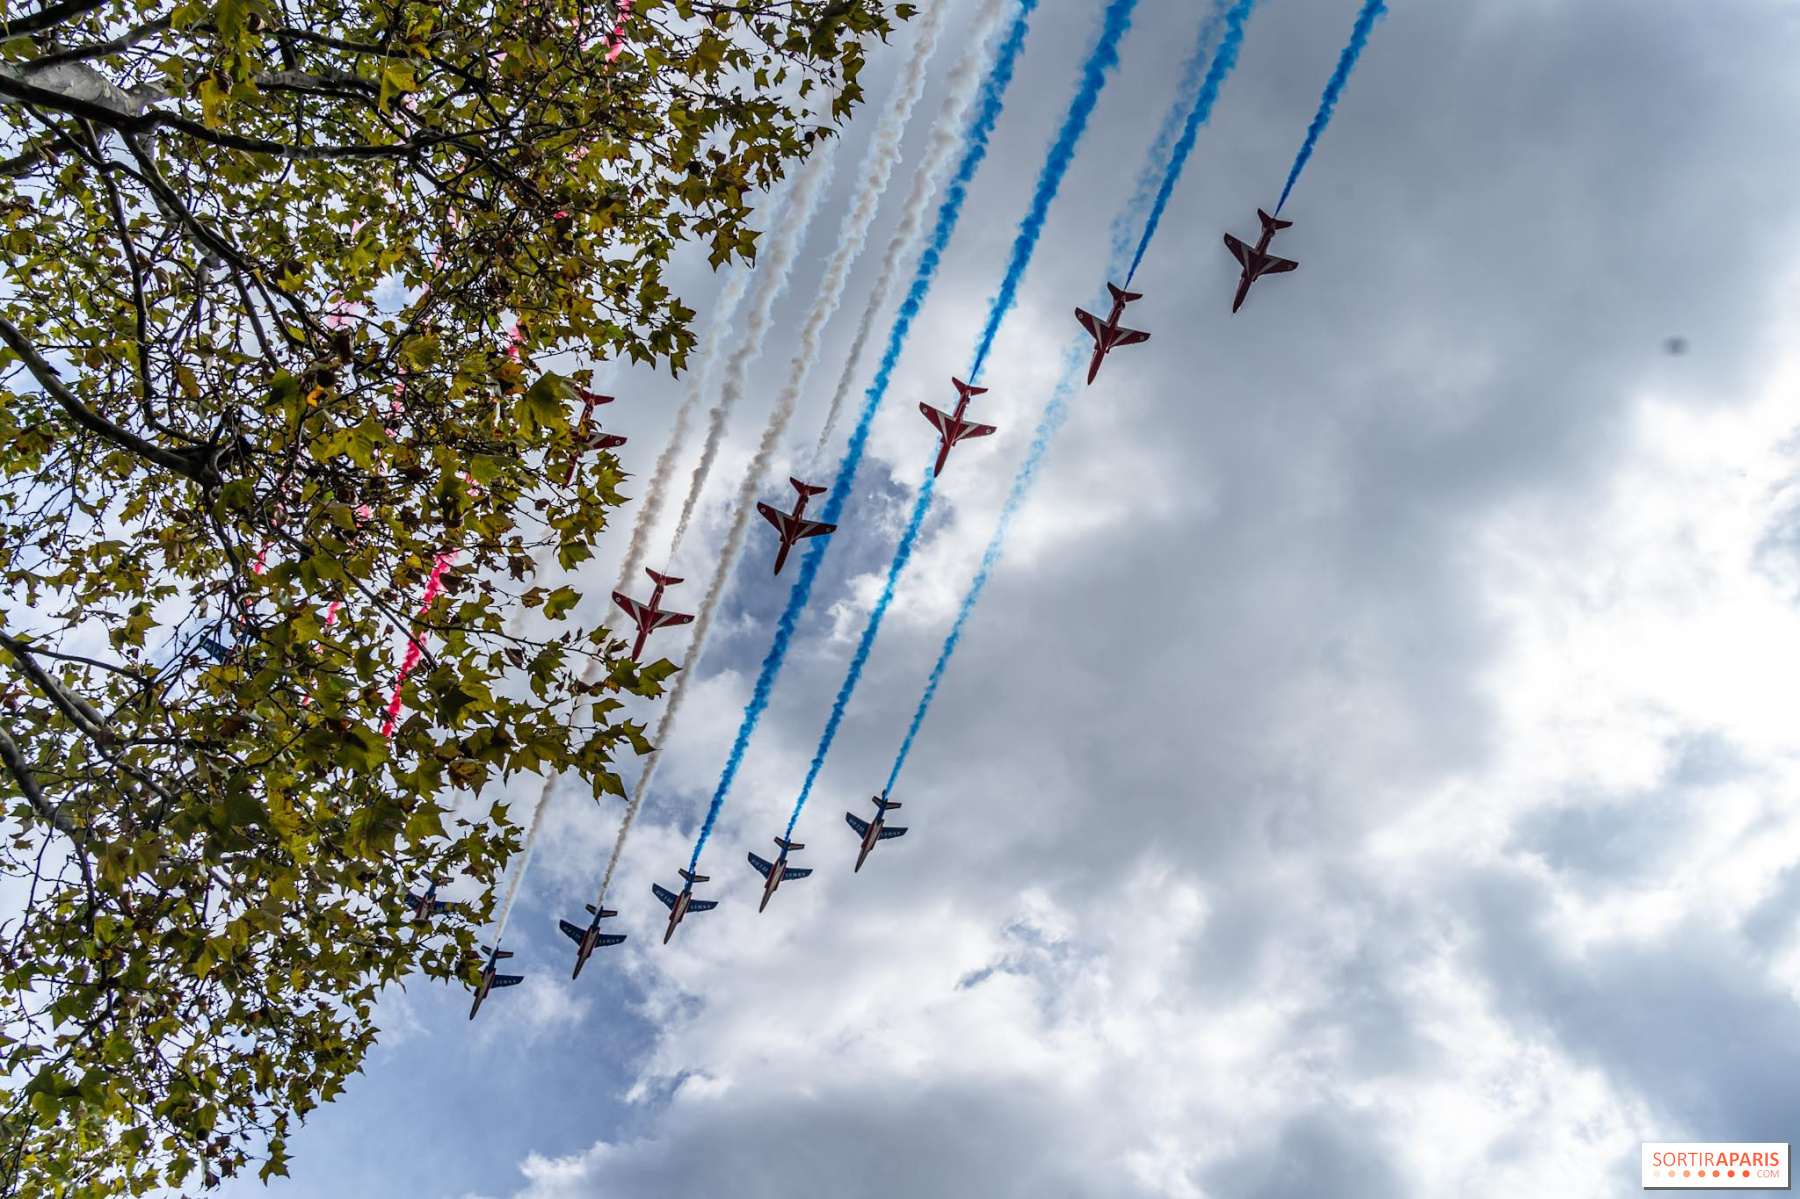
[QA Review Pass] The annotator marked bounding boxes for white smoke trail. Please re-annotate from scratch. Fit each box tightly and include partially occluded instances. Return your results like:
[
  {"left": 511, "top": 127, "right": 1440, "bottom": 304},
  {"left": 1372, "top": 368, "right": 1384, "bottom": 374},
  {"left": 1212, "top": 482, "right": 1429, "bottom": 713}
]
[
  {"left": 813, "top": 0, "right": 1013, "bottom": 462},
  {"left": 595, "top": 3, "right": 955, "bottom": 906},
  {"left": 666, "top": 138, "right": 840, "bottom": 557}
]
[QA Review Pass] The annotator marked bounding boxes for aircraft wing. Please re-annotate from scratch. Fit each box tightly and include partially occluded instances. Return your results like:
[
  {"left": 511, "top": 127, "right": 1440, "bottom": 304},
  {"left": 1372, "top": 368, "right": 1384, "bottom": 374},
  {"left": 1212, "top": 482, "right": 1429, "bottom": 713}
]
[
  {"left": 431, "top": 900, "right": 457, "bottom": 915},
  {"left": 493, "top": 973, "right": 524, "bottom": 989},
  {"left": 793, "top": 518, "right": 835, "bottom": 541},
  {"left": 652, "top": 883, "right": 679, "bottom": 909},
  {"left": 783, "top": 866, "right": 813, "bottom": 881},
  {"left": 686, "top": 900, "right": 718, "bottom": 914},
  {"left": 1075, "top": 308, "right": 1101, "bottom": 341},
  {"left": 757, "top": 502, "right": 792, "bottom": 536},
  {"left": 748, "top": 852, "right": 773, "bottom": 878},
  {"left": 592, "top": 933, "right": 626, "bottom": 948},
  {"left": 1261, "top": 255, "right": 1298, "bottom": 275},
  {"left": 613, "top": 593, "right": 652, "bottom": 628},
  {"left": 649, "top": 609, "right": 695, "bottom": 632},
  {"left": 878, "top": 826, "right": 908, "bottom": 841},
  {"left": 1223, "top": 233, "right": 1253, "bottom": 268},
  {"left": 952, "top": 419, "right": 997, "bottom": 443},
  {"left": 558, "top": 919, "right": 587, "bottom": 944},
  {"left": 845, "top": 812, "right": 870, "bottom": 836},
  {"left": 919, "top": 402, "right": 952, "bottom": 438},
  {"left": 407, "top": 890, "right": 425, "bottom": 907},
  {"left": 1112, "top": 327, "right": 1151, "bottom": 349}
]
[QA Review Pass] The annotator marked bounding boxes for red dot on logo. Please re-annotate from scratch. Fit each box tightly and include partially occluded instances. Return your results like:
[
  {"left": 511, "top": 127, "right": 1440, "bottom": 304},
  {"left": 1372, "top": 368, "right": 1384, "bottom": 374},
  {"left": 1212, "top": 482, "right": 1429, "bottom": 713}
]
[
  {"left": 1729, "top": 1171, "right": 1736, "bottom": 1177},
  {"left": 1715, "top": 1170, "right": 1721, "bottom": 1177},
  {"left": 1684, "top": 1170, "right": 1691, "bottom": 1176}
]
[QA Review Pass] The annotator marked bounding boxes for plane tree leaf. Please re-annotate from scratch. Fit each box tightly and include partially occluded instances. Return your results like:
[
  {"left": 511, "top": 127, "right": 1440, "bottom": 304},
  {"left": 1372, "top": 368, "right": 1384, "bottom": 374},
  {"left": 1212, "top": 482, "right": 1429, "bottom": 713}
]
[{"left": 0, "top": 0, "right": 902, "bottom": 1192}]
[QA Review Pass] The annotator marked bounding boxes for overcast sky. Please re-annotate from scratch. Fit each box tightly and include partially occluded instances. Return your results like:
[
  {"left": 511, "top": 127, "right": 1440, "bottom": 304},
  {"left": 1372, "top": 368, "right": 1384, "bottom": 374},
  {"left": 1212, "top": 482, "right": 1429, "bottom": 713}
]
[{"left": 225, "top": 1, "right": 1800, "bottom": 1195}]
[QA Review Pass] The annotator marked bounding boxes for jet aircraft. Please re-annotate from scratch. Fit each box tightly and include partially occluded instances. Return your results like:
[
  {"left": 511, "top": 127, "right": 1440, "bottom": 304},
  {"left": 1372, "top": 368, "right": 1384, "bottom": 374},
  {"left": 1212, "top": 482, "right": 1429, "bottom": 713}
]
[
  {"left": 757, "top": 478, "right": 838, "bottom": 575},
  {"left": 1223, "top": 208, "right": 1298, "bottom": 313},
  {"left": 558, "top": 904, "right": 627, "bottom": 978},
  {"left": 563, "top": 388, "right": 627, "bottom": 484},
  {"left": 846, "top": 793, "right": 907, "bottom": 873},
  {"left": 612, "top": 569, "right": 695, "bottom": 661},
  {"left": 919, "top": 378, "right": 997, "bottom": 477},
  {"left": 405, "top": 876, "right": 461, "bottom": 924},
  {"left": 468, "top": 943, "right": 523, "bottom": 1020},
  {"left": 747, "top": 837, "right": 812, "bottom": 912},
  {"left": 652, "top": 869, "right": 717, "bottom": 944},
  {"left": 1074, "top": 283, "right": 1151, "bottom": 384}
]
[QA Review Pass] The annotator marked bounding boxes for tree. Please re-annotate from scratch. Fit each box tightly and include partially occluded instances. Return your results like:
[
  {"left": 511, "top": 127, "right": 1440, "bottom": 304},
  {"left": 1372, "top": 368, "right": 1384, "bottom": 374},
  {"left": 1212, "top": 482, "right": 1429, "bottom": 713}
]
[{"left": 0, "top": 0, "right": 905, "bottom": 1191}]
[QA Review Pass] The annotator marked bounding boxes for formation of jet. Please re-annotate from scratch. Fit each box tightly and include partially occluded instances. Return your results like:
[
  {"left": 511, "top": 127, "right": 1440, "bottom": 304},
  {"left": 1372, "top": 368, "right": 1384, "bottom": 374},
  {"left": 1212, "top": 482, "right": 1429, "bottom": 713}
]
[
  {"left": 612, "top": 569, "right": 695, "bottom": 661},
  {"left": 652, "top": 869, "right": 717, "bottom": 943},
  {"left": 558, "top": 904, "right": 627, "bottom": 978},
  {"left": 468, "top": 943, "right": 522, "bottom": 1020},
  {"left": 405, "top": 876, "right": 462, "bottom": 925},
  {"left": 747, "top": 837, "right": 812, "bottom": 912},
  {"left": 920, "top": 377, "right": 997, "bottom": 478},
  {"left": 1223, "top": 208, "right": 1298, "bottom": 313},
  {"left": 1075, "top": 283, "right": 1151, "bottom": 384},
  {"left": 846, "top": 793, "right": 907, "bottom": 873},
  {"left": 757, "top": 478, "right": 838, "bottom": 575},
  {"left": 563, "top": 388, "right": 627, "bottom": 484}
]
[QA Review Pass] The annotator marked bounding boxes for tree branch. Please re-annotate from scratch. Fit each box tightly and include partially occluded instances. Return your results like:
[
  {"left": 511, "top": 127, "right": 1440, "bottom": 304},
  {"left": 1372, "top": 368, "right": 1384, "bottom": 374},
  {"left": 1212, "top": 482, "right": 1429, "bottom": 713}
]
[{"left": 0, "top": 0, "right": 109, "bottom": 43}]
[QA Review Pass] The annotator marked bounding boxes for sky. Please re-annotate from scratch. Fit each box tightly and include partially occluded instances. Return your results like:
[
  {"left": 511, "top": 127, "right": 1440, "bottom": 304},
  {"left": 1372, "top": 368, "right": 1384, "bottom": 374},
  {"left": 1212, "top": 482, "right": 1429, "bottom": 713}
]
[{"left": 220, "top": 0, "right": 1800, "bottom": 1195}]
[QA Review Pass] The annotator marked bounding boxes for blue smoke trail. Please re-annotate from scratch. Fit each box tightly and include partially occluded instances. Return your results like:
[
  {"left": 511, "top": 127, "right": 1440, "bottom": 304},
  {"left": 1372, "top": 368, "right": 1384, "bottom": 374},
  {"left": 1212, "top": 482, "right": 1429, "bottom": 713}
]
[
  {"left": 1107, "top": 2, "right": 1225, "bottom": 272},
  {"left": 685, "top": 0, "right": 1040, "bottom": 872},
  {"left": 889, "top": 0, "right": 1267, "bottom": 792},
  {"left": 887, "top": 345, "right": 1085, "bottom": 794},
  {"left": 779, "top": 0, "right": 1140, "bottom": 838},
  {"left": 1274, "top": 0, "right": 1388, "bottom": 215},
  {"left": 1125, "top": 0, "right": 1259, "bottom": 285},
  {"left": 784, "top": 467, "right": 936, "bottom": 840},
  {"left": 967, "top": 0, "right": 1139, "bottom": 383}
]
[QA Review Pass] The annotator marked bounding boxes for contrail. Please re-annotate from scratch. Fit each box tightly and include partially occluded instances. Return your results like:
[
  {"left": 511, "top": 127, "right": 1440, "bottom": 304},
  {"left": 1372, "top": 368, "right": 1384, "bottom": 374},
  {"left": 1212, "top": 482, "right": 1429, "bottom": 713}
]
[
  {"left": 684, "top": 0, "right": 1042, "bottom": 872},
  {"left": 967, "top": 0, "right": 1139, "bottom": 383},
  {"left": 782, "top": 0, "right": 1138, "bottom": 833},
  {"left": 668, "top": 137, "right": 841, "bottom": 556},
  {"left": 612, "top": 262, "right": 751, "bottom": 597},
  {"left": 892, "top": 0, "right": 1263, "bottom": 790},
  {"left": 589, "top": 0, "right": 954, "bottom": 905},
  {"left": 814, "top": 0, "right": 1016, "bottom": 461},
  {"left": 1275, "top": 0, "right": 1388, "bottom": 215},
  {"left": 1122, "top": 0, "right": 1255, "bottom": 285}
]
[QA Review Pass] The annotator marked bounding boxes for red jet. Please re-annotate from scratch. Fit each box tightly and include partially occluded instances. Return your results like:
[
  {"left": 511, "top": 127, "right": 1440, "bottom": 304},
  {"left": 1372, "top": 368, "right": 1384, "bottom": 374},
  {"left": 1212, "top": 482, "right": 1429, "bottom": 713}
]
[
  {"left": 1074, "top": 283, "right": 1151, "bottom": 384},
  {"left": 563, "top": 388, "right": 627, "bottom": 484},
  {"left": 611, "top": 569, "right": 695, "bottom": 661},
  {"left": 1223, "top": 209, "right": 1298, "bottom": 313},
  {"left": 404, "top": 876, "right": 462, "bottom": 925},
  {"left": 747, "top": 837, "right": 812, "bottom": 912},
  {"left": 846, "top": 793, "right": 907, "bottom": 873},
  {"left": 756, "top": 478, "right": 838, "bottom": 575},
  {"left": 652, "top": 869, "right": 717, "bottom": 944},
  {"left": 919, "top": 378, "right": 997, "bottom": 477}
]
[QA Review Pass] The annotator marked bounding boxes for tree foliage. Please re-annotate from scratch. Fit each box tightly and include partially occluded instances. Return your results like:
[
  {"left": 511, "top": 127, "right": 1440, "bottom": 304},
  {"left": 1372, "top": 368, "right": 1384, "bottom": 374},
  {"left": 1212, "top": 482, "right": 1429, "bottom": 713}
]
[{"left": 0, "top": 0, "right": 903, "bottom": 1191}]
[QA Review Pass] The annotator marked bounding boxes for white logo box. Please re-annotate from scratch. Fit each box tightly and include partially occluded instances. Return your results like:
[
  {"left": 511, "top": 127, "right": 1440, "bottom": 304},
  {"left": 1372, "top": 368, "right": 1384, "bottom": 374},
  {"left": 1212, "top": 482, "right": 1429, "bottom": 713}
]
[{"left": 1643, "top": 1143, "right": 1789, "bottom": 1189}]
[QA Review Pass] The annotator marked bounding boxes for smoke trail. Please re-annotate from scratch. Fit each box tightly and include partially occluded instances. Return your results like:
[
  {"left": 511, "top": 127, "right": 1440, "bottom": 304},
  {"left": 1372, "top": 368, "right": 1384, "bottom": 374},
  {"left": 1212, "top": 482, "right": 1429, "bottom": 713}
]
[
  {"left": 1274, "top": 0, "right": 1388, "bottom": 215},
  {"left": 785, "top": 468, "right": 935, "bottom": 838},
  {"left": 887, "top": 346, "right": 1082, "bottom": 791},
  {"left": 1124, "top": 0, "right": 1258, "bottom": 285},
  {"left": 966, "top": 0, "right": 1138, "bottom": 383},
  {"left": 1107, "top": 5, "right": 1224, "bottom": 272},
  {"left": 668, "top": 139, "right": 840, "bottom": 555},
  {"left": 588, "top": 1, "right": 953, "bottom": 904},
  {"left": 685, "top": 0, "right": 1042, "bottom": 872},
  {"left": 612, "top": 263, "right": 751, "bottom": 597},
  {"left": 814, "top": 0, "right": 1015, "bottom": 461},
  {"left": 778, "top": 0, "right": 1137, "bottom": 833}
]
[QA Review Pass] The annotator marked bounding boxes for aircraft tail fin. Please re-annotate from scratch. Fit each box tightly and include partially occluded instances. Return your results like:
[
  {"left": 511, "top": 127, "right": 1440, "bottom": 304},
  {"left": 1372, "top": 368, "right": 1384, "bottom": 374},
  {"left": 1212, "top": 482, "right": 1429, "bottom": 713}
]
[
  {"left": 952, "top": 377, "right": 988, "bottom": 401},
  {"left": 790, "top": 477, "right": 827, "bottom": 498},
  {"left": 1108, "top": 283, "right": 1144, "bottom": 305},
  {"left": 875, "top": 796, "right": 902, "bottom": 811},
  {"left": 483, "top": 945, "right": 515, "bottom": 960},
  {"left": 678, "top": 869, "right": 710, "bottom": 884},
  {"left": 775, "top": 838, "right": 805, "bottom": 852},
  {"left": 647, "top": 569, "right": 684, "bottom": 587},
  {"left": 1258, "top": 208, "right": 1293, "bottom": 232},
  {"left": 584, "top": 904, "right": 618, "bottom": 918}
]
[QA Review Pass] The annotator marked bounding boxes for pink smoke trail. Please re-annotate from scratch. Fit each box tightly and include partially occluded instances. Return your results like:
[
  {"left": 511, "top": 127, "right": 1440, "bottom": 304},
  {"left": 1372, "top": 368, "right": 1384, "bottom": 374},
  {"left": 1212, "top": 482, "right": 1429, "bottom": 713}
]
[{"left": 381, "top": 551, "right": 457, "bottom": 738}]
